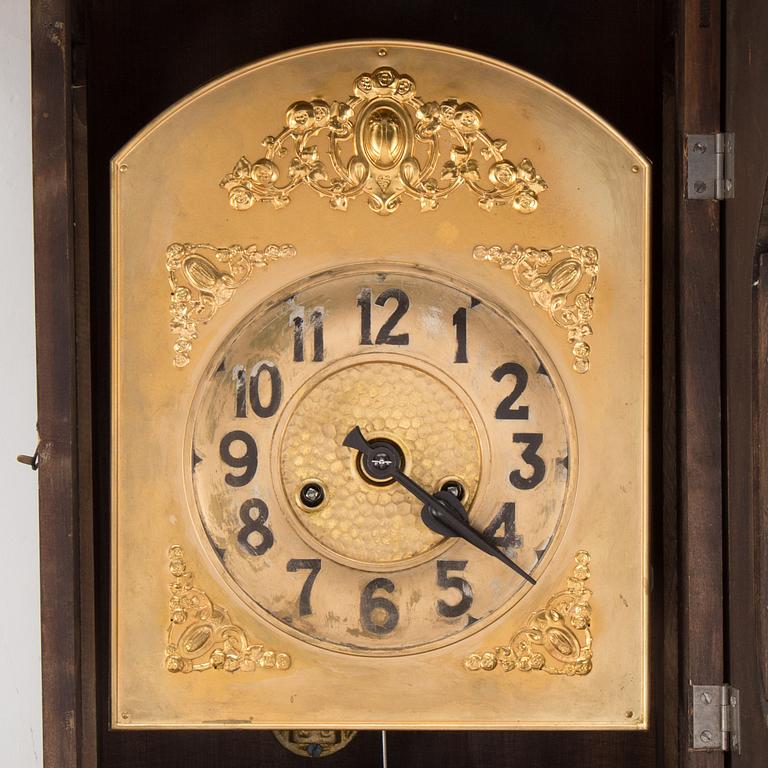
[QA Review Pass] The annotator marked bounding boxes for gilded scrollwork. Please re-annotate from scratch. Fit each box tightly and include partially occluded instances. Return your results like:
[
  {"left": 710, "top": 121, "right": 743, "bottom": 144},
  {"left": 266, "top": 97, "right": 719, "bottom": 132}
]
[
  {"left": 167, "top": 242, "right": 295, "bottom": 367},
  {"left": 165, "top": 546, "right": 291, "bottom": 674},
  {"left": 220, "top": 67, "right": 546, "bottom": 215},
  {"left": 465, "top": 551, "right": 592, "bottom": 676},
  {"left": 473, "top": 244, "right": 599, "bottom": 373}
]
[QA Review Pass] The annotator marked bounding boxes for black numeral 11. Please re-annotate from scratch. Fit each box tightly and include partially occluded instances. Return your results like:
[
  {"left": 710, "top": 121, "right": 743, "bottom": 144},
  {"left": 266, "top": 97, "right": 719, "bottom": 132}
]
[{"left": 293, "top": 309, "right": 325, "bottom": 362}]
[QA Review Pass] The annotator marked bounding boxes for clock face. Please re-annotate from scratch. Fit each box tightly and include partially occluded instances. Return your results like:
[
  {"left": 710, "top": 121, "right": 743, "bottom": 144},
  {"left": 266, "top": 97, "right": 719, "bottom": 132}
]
[{"left": 188, "top": 265, "right": 575, "bottom": 654}]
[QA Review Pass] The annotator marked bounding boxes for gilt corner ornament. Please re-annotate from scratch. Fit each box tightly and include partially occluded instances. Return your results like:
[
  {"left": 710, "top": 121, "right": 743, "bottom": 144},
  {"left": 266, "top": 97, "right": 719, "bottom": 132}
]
[
  {"left": 166, "top": 545, "right": 292, "bottom": 673},
  {"left": 220, "top": 66, "right": 547, "bottom": 216},
  {"left": 167, "top": 242, "right": 295, "bottom": 368},
  {"left": 473, "top": 244, "right": 599, "bottom": 373},
  {"left": 464, "top": 551, "right": 592, "bottom": 675}
]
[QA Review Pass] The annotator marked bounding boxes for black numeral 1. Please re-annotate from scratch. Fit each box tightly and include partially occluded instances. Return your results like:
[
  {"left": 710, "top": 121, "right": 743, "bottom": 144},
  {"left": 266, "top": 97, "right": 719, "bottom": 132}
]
[
  {"left": 293, "top": 309, "right": 325, "bottom": 362},
  {"left": 452, "top": 307, "right": 468, "bottom": 363},
  {"left": 287, "top": 559, "right": 322, "bottom": 616}
]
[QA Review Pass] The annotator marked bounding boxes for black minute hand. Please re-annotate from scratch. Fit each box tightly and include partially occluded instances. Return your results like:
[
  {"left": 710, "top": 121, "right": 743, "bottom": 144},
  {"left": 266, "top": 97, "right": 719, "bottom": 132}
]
[{"left": 342, "top": 426, "right": 536, "bottom": 584}]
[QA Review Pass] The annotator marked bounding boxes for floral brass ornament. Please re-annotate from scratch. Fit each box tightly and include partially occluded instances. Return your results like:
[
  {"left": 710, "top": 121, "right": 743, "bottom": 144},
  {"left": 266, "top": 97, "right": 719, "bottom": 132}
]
[
  {"left": 165, "top": 546, "right": 291, "bottom": 673},
  {"left": 473, "top": 244, "right": 599, "bottom": 373},
  {"left": 167, "top": 242, "right": 295, "bottom": 367},
  {"left": 220, "top": 67, "right": 547, "bottom": 215},
  {"left": 273, "top": 730, "right": 357, "bottom": 758},
  {"left": 465, "top": 551, "right": 592, "bottom": 675}
]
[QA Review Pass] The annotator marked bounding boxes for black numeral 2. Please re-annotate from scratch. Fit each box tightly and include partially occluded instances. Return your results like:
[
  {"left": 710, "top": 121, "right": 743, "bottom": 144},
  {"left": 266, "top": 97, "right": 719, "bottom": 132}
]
[
  {"left": 358, "top": 288, "right": 410, "bottom": 345},
  {"left": 237, "top": 498, "right": 274, "bottom": 556},
  {"left": 287, "top": 559, "right": 322, "bottom": 616},
  {"left": 492, "top": 362, "right": 529, "bottom": 419}
]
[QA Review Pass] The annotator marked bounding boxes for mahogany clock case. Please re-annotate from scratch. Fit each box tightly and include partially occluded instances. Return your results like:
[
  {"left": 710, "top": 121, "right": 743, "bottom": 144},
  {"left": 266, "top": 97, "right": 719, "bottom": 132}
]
[{"left": 30, "top": 0, "right": 766, "bottom": 767}]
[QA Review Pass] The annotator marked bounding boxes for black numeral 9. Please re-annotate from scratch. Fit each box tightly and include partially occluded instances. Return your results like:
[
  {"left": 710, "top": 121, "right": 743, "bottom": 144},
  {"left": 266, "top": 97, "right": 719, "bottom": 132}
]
[{"left": 219, "top": 430, "right": 258, "bottom": 486}]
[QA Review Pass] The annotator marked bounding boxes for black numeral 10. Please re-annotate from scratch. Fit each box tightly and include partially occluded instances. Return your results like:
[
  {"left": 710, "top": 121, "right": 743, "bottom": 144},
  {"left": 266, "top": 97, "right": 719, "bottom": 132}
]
[{"left": 233, "top": 362, "right": 282, "bottom": 418}]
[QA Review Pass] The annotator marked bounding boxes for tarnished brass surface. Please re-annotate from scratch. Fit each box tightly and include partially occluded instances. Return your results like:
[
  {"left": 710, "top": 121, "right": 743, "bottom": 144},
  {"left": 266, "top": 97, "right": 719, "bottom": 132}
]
[{"left": 112, "top": 41, "right": 650, "bottom": 730}]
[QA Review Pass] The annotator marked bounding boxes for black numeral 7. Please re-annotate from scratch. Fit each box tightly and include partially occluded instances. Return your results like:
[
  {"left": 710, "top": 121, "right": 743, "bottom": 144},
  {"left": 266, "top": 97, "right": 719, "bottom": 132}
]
[{"left": 287, "top": 559, "right": 322, "bottom": 616}]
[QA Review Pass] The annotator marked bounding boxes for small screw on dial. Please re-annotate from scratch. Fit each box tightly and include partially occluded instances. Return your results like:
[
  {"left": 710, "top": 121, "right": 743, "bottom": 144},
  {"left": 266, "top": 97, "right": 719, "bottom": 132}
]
[
  {"left": 440, "top": 479, "right": 466, "bottom": 502},
  {"left": 299, "top": 481, "right": 325, "bottom": 509}
]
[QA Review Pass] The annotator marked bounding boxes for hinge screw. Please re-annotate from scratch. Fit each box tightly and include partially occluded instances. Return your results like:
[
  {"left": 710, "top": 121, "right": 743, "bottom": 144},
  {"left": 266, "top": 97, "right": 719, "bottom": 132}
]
[
  {"left": 694, "top": 182, "right": 707, "bottom": 194},
  {"left": 699, "top": 692, "right": 712, "bottom": 704},
  {"left": 700, "top": 729, "right": 713, "bottom": 743},
  {"left": 693, "top": 142, "right": 707, "bottom": 153}
]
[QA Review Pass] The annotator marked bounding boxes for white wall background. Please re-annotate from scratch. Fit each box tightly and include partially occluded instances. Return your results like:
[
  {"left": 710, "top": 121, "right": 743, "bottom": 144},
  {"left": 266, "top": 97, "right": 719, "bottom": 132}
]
[{"left": 0, "top": 1, "right": 44, "bottom": 766}]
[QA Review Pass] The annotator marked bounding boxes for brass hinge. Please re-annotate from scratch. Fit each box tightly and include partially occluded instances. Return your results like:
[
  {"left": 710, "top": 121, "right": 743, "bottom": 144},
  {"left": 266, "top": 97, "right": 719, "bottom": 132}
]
[
  {"left": 691, "top": 684, "right": 741, "bottom": 753},
  {"left": 686, "top": 133, "right": 735, "bottom": 200}
]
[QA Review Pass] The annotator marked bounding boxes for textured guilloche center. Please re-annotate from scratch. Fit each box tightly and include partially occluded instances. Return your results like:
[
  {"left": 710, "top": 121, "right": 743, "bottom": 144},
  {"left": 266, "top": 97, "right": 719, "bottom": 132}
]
[{"left": 280, "top": 361, "right": 481, "bottom": 564}]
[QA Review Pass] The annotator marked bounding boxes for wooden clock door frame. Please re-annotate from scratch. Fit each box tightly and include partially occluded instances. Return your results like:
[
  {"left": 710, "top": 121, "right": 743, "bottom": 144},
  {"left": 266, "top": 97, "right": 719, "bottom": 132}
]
[{"left": 29, "top": 0, "right": 765, "bottom": 765}]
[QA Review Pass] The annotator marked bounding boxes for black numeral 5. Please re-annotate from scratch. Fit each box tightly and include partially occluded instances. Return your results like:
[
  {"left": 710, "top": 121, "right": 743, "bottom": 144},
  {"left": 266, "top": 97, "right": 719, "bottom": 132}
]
[{"left": 436, "top": 560, "right": 474, "bottom": 618}]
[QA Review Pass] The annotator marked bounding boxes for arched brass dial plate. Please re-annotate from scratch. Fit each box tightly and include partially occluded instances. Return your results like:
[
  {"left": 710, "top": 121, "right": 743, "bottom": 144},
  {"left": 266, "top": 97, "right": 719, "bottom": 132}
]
[{"left": 111, "top": 40, "right": 649, "bottom": 730}]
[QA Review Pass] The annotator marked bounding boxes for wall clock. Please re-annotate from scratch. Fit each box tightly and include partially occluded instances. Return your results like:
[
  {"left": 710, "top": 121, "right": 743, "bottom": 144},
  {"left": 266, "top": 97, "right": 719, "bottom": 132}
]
[{"left": 111, "top": 40, "right": 649, "bottom": 730}]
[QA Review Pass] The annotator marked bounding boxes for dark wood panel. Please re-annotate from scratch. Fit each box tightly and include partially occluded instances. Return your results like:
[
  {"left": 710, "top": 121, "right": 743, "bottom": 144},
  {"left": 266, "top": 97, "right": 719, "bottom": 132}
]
[
  {"left": 724, "top": 0, "right": 768, "bottom": 761},
  {"left": 30, "top": 1, "right": 82, "bottom": 767},
  {"left": 675, "top": 1, "right": 725, "bottom": 767}
]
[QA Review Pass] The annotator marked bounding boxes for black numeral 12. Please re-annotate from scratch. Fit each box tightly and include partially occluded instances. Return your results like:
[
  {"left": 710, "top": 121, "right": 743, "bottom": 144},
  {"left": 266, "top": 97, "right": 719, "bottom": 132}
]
[{"left": 358, "top": 288, "right": 410, "bottom": 345}]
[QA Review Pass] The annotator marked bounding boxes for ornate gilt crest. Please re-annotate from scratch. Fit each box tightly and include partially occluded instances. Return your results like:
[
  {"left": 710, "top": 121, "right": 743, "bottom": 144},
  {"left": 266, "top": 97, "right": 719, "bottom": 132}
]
[
  {"left": 220, "top": 67, "right": 547, "bottom": 215},
  {"left": 465, "top": 551, "right": 592, "bottom": 676},
  {"left": 473, "top": 244, "right": 599, "bottom": 373},
  {"left": 165, "top": 546, "right": 291, "bottom": 674},
  {"left": 166, "top": 242, "right": 295, "bottom": 367}
]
